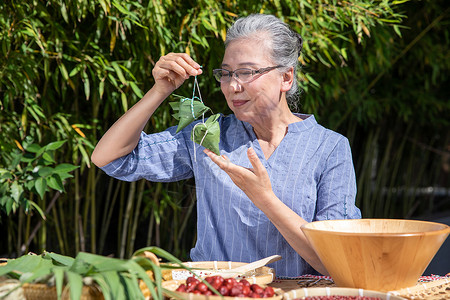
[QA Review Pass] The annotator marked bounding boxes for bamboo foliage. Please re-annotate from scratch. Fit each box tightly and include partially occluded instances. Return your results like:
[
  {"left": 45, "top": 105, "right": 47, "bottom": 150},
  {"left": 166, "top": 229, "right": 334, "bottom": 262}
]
[{"left": 0, "top": 0, "right": 448, "bottom": 261}]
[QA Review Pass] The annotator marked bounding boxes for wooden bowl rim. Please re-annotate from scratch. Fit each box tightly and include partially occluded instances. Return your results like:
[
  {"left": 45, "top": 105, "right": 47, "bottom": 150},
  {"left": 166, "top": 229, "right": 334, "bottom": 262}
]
[{"left": 301, "top": 218, "right": 450, "bottom": 237}]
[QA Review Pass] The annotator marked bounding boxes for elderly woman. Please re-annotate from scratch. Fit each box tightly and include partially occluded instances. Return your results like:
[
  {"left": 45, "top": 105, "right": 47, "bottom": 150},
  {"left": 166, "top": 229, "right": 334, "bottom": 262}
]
[{"left": 91, "top": 14, "right": 361, "bottom": 277}]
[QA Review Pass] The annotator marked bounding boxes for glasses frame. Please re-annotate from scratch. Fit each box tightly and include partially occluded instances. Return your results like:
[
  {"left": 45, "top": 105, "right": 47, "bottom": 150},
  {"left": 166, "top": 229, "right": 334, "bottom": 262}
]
[{"left": 213, "top": 65, "right": 285, "bottom": 83}]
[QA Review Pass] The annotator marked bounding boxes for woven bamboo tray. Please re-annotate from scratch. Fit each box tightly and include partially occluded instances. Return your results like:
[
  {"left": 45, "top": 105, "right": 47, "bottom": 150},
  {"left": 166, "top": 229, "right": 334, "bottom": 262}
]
[
  {"left": 162, "top": 261, "right": 276, "bottom": 284},
  {"left": 162, "top": 280, "right": 283, "bottom": 300},
  {"left": 282, "top": 287, "right": 406, "bottom": 300},
  {"left": 271, "top": 275, "right": 450, "bottom": 300}
]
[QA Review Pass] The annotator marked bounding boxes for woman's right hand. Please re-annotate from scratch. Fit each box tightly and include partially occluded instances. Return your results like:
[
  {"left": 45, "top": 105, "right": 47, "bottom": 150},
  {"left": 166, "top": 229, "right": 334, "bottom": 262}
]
[{"left": 152, "top": 53, "right": 203, "bottom": 96}]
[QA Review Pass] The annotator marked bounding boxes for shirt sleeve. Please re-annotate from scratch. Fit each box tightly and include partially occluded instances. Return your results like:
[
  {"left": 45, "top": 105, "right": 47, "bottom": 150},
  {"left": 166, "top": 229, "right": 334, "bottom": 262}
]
[
  {"left": 315, "top": 136, "right": 361, "bottom": 220},
  {"left": 100, "top": 125, "right": 194, "bottom": 182}
]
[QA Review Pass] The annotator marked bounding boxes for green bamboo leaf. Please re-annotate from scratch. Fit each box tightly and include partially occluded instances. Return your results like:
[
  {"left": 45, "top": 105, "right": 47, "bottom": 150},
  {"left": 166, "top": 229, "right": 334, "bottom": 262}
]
[
  {"left": 0, "top": 254, "right": 42, "bottom": 277},
  {"left": 191, "top": 114, "right": 221, "bottom": 155},
  {"left": 10, "top": 181, "right": 23, "bottom": 202},
  {"left": 38, "top": 167, "right": 53, "bottom": 177},
  {"left": 35, "top": 177, "right": 47, "bottom": 199},
  {"left": 53, "top": 266, "right": 65, "bottom": 299},
  {"left": 77, "top": 143, "right": 91, "bottom": 168},
  {"left": 83, "top": 74, "right": 90, "bottom": 100},
  {"left": 26, "top": 105, "right": 41, "bottom": 123},
  {"left": 60, "top": 2, "right": 69, "bottom": 23},
  {"left": 108, "top": 73, "right": 119, "bottom": 88},
  {"left": 393, "top": 25, "right": 402, "bottom": 37},
  {"left": 121, "top": 272, "right": 143, "bottom": 300},
  {"left": 54, "top": 164, "right": 79, "bottom": 174},
  {"left": 67, "top": 271, "right": 83, "bottom": 300},
  {"left": 58, "top": 63, "right": 69, "bottom": 81},
  {"left": 25, "top": 143, "right": 42, "bottom": 153},
  {"left": 100, "top": 271, "right": 123, "bottom": 298},
  {"left": 28, "top": 201, "right": 46, "bottom": 219},
  {"left": 130, "top": 81, "right": 144, "bottom": 98},
  {"left": 99, "top": 79, "right": 105, "bottom": 99},
  {"left": 91, "top": 274, "right": 111, "bottom": 300},
  {"left": 173, "top": 99, "right": 211, "bottom": 133},
  {"left": 47, "top": 174, "right": 64, "bottom": 192},
  {"left": 45, "top": 140, "right": 66, "bottom": 151},
  {"left": 111, "top": 61, "right": 127, "bottom": 85},
  {"left": 44, "top": 252, "right": 75, "bottom": 266},
  {"left": 69, "top": 64, "right": 84, "bottom": 77},
  {"left": 305, "top": 73, "right": 320, "bottom": 87},
  {"left": 121, "top": 92, "right": 128, "bottom": 112},
  {"left": 19, "top": 258, "right": 54, "bottom": 283},
  {"left": 42, "top": 152, "right": 56, "bottom": 163}
]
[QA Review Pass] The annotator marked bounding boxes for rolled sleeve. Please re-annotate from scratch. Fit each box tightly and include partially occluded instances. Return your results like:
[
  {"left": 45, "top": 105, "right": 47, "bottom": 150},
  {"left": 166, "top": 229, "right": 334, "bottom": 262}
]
[{"left": 100, "top": 126, "right": 194, "bottom": 182}]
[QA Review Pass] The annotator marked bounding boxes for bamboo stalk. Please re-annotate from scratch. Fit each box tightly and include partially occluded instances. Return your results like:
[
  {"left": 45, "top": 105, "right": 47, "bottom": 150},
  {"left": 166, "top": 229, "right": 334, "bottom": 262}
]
[
  {"left": 52, "top": 203, "right": 65, "bottom": 254},
  {"left": 119, "top": 181, "right": 136, "bottom": 258},
  {"left": 128, "top": 179, "right": 145, "bottom": 257},
  {"left": 89, "top": 167, "right": 97, "bottom": 253},
  {"left": 75, "top": 169, "right": 80, "bottom": 253}
]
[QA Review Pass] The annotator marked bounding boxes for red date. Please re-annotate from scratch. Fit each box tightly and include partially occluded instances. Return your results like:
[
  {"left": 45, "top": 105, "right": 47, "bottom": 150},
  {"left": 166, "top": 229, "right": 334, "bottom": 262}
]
[
  {"left": 296, "top": 297, "right": 382, "bottom": 300},
  {"left": 176, "top": 275, "right": 276, "bottom": 298}
]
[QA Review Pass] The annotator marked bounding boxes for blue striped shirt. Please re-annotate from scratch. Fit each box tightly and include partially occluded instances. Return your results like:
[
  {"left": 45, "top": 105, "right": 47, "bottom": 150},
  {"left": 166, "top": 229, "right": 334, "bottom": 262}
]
[{"left": 101, "top": 113, "right": 361, "bottom": 277}]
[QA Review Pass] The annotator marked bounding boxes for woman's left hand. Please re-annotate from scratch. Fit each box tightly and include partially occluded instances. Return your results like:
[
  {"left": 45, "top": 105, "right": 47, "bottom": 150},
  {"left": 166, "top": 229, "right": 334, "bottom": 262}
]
[{"left": 204, "top": 147, "right": 274, "bottom": 203}]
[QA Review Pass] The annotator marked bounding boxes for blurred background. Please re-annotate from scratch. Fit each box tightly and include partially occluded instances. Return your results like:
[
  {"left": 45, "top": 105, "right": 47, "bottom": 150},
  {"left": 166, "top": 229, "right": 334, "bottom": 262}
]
[{"left": 0, "top": 0, "right": 448, "bottom": 274}]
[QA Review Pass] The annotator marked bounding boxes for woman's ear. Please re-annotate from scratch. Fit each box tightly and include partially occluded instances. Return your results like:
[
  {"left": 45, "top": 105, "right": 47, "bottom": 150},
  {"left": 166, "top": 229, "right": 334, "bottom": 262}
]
[{"left": 280, "top": 67, "right": 294, "bottom": 92}]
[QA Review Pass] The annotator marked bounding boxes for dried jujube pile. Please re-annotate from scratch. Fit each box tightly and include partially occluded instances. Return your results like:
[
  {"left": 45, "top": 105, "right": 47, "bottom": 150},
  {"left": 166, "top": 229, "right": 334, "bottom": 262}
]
[
  {"left": 175, "top": 275, "right": 275, "bottom": 298},
  {"left": 294, "top": 296, "right": 382, "bottom": 300}
]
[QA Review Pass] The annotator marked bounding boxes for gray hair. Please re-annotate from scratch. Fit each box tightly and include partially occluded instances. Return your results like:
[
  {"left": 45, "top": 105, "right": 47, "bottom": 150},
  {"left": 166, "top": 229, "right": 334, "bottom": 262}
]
[{"left": 225, "top": 14, "right": 303, "bottom": 110}]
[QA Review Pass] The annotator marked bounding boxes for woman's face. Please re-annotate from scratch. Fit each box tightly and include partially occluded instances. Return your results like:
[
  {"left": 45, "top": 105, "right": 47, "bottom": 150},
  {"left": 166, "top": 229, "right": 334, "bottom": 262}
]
[{"left": 220, "top": 36, "right": 288, "bottom": 124}]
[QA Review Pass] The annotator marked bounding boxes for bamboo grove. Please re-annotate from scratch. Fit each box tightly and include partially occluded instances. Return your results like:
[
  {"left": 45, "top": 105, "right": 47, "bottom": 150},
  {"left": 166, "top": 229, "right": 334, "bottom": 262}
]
[{"left": 1, "top": 0, "right": 449, "bottom": 259}]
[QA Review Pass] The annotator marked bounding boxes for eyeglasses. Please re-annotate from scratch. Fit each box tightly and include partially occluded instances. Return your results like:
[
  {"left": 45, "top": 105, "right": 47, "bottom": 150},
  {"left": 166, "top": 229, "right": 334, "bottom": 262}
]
[{"left": 213, "top": 65, "right": 285, "bottom": 83}]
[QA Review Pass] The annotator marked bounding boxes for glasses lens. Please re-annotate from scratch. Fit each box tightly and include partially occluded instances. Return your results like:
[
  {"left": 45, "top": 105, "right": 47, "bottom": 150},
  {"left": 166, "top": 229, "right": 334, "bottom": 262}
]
[
  {"left": 235, "top": 69, "right": 253, "bottom": 83},
  {"left": 213, "top": 69, "right": 229, "bottom": 82}
]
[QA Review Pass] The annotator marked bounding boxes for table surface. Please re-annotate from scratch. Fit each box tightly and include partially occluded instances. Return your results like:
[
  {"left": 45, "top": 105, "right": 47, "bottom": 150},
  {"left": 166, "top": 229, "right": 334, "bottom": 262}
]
[{"left": 268, "top": 274, "right": 450, "bottom": 300}]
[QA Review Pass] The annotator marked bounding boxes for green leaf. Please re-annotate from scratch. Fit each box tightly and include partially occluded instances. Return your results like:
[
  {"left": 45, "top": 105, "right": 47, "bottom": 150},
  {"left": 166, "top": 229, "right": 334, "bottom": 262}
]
[
  {"left": 53, "top": 266, "right": 65, "bottom": 299},
  {"left": 121, "top": 92, "right": 128, "bottom": 112},
  {"left": 25, "top": 143, "right": 42, "bottom": 153},
  {"left": 0, "top": 254, "right": 42, "bottom": 277},
  {"left": 38, "top": 167, "right": 53, "bottom": 177},
  {"left": 35, "top": 177, "right": 47, "bottom": 199},
  {"left": 67, "top": 271, "right": 83, "bottom": 300},
  {"left": 47, "top": 174, "right": 65, "bottom": 192},
  {"left": 191, "top": 114, "right": 221, "bottom": 155},
  {"left": 42, "top": 152, "right": 56, "bottom": 164},
  {"left": 44, "top": 252, "right": 75, "bottom": 267},
  {"left": 130, "top": 81, "right": 144, "bottom": 98},
  {"left": 10, "top": 181, "right": 23, "bottom": 203},
  {"left": 54, "top": 163, "right": 79, "bottom": 174},
  {"left": 111, "top": 61, "right": 127, "bottom": 85},
  {"left": 45, "top": 140, "right": 66, "bottom": 151},
  {"left": 28, "top": 200, "right": 47, "bottom": 220},
  {"left": 172, "top": 98, "right": 211, "bottom": 133}
]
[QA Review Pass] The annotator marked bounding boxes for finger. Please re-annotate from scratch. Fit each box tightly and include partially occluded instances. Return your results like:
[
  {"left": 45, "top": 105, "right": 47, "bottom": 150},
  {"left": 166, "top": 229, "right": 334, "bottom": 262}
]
[
  {"left": 246, "top": 148, "right": 267, "bottom": 176},
  {"left": 173, "top": 53, "right": 202, "bottom": 72},
  {"left": 164, "top": 53, "right": 202, "bottom": 77},
  {"left": 204, "top": 149, "right": 230, "bottom": 170}
]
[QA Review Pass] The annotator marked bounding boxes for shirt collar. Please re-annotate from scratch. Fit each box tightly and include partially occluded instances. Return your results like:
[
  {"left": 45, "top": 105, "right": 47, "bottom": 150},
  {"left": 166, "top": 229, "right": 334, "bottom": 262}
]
[{"left": 237, "top": 113, "right": 317, "bottom": 133}]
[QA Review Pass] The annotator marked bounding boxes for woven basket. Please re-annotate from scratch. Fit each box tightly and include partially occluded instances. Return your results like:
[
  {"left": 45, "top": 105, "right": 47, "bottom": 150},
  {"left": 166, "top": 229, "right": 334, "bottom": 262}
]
[{"left": 22, "top": 283, "right": 103, "bottom": 300}]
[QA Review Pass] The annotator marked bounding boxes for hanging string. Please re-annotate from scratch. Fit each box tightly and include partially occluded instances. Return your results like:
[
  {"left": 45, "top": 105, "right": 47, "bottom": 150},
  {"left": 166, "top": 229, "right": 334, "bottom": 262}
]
[
  {"left": 186, "top": 75, "right": 208, "bottom": 163},
  {"left": 180, "top": 75, "right": 204, "bottom": 119}
]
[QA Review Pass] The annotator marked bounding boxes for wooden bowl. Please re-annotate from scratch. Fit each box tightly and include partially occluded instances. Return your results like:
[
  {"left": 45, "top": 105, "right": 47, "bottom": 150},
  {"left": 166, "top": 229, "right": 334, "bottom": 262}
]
[
  {"left": 282, "top": 287, "right": 406, "bottom": 300},
  {"left": 301, "top": 219, "right": 450, "bottom": 292}
]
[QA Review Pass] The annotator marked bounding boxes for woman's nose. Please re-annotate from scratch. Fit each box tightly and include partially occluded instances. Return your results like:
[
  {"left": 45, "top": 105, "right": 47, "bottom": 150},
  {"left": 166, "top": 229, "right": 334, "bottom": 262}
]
[{"left": 228, "top": 76, "right": 242, "bottom": 92}]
